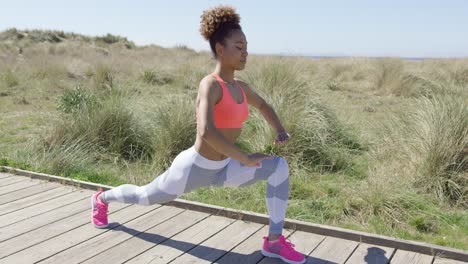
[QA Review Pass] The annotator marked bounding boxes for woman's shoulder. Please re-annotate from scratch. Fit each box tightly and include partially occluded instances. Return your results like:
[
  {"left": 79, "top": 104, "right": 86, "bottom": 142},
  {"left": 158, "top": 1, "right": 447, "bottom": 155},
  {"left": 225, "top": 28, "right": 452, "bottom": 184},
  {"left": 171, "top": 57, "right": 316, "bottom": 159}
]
[
  {"left": 199, "top": 74, "right": 222, "bottom": 91},
  {"left": 234, "top": 78, "right": 251, "bottom": 91},
  {"left": 200, "top": 73, "right": 216, "bottom": 84},
  {"left": 198, "top": 74, "right": 223, "bottom": 102}
]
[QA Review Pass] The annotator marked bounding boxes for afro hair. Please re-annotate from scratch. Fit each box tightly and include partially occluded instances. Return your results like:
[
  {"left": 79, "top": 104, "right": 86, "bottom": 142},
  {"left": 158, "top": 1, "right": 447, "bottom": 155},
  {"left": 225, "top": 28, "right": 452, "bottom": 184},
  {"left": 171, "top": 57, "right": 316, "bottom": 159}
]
[{"left": 199, "top": 5, "right": 241, "bottom": 41}]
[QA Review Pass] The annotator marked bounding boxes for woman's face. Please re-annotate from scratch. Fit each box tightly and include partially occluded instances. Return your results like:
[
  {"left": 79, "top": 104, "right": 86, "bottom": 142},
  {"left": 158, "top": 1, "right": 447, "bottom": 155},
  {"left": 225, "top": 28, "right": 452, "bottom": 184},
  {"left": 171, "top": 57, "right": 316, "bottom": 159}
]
[{"left": 217, "top": 30, "right": 248, "bottom": 70}]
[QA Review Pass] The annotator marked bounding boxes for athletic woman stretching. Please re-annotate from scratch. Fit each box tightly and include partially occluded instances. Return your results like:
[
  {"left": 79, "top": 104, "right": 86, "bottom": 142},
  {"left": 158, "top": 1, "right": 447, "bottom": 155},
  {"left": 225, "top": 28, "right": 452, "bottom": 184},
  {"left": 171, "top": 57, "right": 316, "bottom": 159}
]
[{"left": 91, "top": 5, "right": 305, "bottom": 264}]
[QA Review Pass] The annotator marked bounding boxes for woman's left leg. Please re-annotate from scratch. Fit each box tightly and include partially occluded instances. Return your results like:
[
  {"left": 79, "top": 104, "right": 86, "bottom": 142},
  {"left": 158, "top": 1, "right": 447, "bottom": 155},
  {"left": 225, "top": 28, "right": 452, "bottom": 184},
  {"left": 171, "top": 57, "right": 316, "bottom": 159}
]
[
  {"left": 214, "top": 155, "right": 290, "bottom": 237},
  {"left": 216, "top": 156, "right": 307, "bottom": 264}
]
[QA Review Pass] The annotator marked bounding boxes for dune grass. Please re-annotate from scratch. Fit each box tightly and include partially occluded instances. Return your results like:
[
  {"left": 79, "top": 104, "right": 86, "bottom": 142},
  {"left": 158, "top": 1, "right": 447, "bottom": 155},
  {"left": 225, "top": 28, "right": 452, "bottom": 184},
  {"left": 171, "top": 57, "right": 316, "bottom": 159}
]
[{"left": 0, "top": 28, "right": 466, "bottom": 250}]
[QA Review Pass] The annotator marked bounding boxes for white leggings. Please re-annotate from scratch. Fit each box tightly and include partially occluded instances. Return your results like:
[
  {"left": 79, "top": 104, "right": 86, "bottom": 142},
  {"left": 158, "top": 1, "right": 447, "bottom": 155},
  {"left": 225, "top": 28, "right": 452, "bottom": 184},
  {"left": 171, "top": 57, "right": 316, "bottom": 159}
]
[{"left": 102, "top": 145, "right": 290, "bottom": 235}]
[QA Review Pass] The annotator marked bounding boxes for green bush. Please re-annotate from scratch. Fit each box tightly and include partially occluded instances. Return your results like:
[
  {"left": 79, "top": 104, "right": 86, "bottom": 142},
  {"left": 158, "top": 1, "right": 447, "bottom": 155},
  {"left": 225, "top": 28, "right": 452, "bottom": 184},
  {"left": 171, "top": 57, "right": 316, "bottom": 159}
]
[
  {"left": 49, "top": 93, "right": 153, "bottom": 162},
  {"left": 95, "top": 33, "right": 122, "bottom": 44},
  {"left": 141, "top": 70, "right": 173, "bottom": 85},
  {"left": 57, "top": 85, "right": 99, "bottom": 114},
  {"left": 94, "top": 33, "right": 136, "bottom": 49},
  {"left": 2, "top": 68, "right": 19, "bottom": 87}
]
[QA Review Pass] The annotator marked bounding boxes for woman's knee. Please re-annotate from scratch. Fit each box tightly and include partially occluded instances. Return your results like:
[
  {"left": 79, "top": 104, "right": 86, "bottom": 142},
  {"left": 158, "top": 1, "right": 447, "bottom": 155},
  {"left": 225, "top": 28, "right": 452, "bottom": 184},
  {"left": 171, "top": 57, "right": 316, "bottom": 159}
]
[
  {"left": 267, "top": 156, "right": 289, "bottom": 186},
  {"left": 275, "top": 156, "right": 289, "bottom": 175},
  {"left": 114, "top": 184, "right": 150, "bottom": 205},
  {"left": 278, "top": 156, "right": 289, "bottom": 171},
  {"left": 142, "top": 182, "right": 180, "bottom": 205}
]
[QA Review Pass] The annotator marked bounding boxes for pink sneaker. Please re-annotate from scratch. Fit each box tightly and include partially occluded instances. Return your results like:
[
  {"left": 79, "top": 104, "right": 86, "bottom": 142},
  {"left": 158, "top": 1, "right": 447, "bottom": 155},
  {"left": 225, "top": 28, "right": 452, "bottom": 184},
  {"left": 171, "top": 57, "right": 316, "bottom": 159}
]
[
  {"left": 91, "top": 188, "right": 109, "bottom": 228},
  {"left": 261, "top": 234, "right": 306, "bottom": 264}
]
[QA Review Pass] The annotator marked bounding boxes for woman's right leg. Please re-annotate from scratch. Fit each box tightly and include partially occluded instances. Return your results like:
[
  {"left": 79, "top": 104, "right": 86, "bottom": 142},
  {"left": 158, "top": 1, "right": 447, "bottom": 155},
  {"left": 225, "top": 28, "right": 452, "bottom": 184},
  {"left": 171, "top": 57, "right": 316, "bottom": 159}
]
[
  {"left": 99, "top": 146, "right": 231, "bottom": 206},
  {"left": 92, "top": 145, "right": 229, "bottom": 228},
  {"left": 100, "top": 169, "right": 178, "bottom": 205}
]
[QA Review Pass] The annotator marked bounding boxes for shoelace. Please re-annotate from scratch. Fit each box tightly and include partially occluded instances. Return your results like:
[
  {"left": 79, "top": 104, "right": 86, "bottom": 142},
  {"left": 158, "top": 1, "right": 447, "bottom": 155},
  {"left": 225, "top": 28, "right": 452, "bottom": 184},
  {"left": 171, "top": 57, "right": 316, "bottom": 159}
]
[
  {"left": 280, "top": 237, "right": 297, "bottom": 253},
  {"left": 94, "top": 195, "right": 108, "bottom": 214}
]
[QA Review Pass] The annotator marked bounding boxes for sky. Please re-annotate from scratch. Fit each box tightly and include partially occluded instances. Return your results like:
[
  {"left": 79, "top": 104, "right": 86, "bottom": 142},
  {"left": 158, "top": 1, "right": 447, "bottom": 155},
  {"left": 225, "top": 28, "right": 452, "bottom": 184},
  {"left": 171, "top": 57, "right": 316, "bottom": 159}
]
[{"left": 1, "top": 0, "right": 467, "bottom": 58}]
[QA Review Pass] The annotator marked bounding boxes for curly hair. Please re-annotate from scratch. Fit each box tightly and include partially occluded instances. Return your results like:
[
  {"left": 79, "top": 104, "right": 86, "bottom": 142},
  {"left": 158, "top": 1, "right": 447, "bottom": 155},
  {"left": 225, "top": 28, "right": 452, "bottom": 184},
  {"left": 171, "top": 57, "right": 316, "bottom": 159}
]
[{"left": 199, "top": 5, "right": 242, "bottom": 57}]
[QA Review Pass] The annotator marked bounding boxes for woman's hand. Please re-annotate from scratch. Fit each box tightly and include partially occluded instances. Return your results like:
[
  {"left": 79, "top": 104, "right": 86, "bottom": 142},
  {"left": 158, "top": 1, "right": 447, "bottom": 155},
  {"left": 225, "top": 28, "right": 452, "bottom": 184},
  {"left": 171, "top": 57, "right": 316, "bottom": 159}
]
[
  {"left": 274, "top": 131, "right": 290, "bottom": 145},
  {"left": 241, "top": 153, "right": 274, "bottom": 168}
]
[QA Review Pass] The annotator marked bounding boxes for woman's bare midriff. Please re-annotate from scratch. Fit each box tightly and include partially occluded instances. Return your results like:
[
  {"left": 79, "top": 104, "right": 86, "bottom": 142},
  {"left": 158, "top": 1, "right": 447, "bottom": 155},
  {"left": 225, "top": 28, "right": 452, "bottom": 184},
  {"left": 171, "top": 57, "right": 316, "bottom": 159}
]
[{"left": 194, "top": 128, "right": 242, "bottom": 160}]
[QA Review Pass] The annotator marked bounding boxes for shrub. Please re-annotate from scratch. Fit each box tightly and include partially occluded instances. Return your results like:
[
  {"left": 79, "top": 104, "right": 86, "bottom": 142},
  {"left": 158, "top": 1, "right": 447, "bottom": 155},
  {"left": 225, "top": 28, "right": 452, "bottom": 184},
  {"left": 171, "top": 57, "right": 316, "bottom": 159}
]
[
  {"left": 57, "top": 85, "right": 99, "bottom": 114},
  {"left": 141, "top": 70, "right": 173, "bottom": 85},
  {"left": 2, "top": 68, "right": 19, "bottom": 87},
  {"left": 93, "top": 64, "right": 115, "bottom": 91},
  {"left": 380, "top": 83, "right": 467, "bottom": 204},
  {"left": 50, "top": 93, "right": 153, "bottom": 162}
]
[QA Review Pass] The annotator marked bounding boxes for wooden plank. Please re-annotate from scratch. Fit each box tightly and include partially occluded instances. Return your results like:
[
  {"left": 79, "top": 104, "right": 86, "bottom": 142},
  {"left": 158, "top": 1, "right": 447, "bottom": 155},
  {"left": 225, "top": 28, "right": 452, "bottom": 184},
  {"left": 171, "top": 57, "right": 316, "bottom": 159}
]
[
  {"left": 345, "top": 243, "right": 395, "bottom": 264},
  {"left": 391, "top": 249, "right": 433, "bottom": 264},
  {"left": 0, "top": 178, "right": 50, "bottom": 195},
  {"left": 0, "top": 176, "right": 31, "bottom": 188},
  {"left": 3, "top": 167, "right": 115, "bottom": 191},
  {"left": 433, "top": 257, "right": 468, "bottom": 264},
  {"left": 40, "top": 205, "right": 185, "bottom": 263},
  {"left": 0, "top": 181, "right": 63, "bottom": 205},
  {"left": 0, "top": 202, "right": 100, "bottom": 258},
  {"left": 144, "top": 198, "right": 468, "bottom": 262},
  {"left": 216, "top": 225, "right": 292, "bottom": 264},
  {"left": 80, "top": 210, "right": 210, "bottom": 263},
  {"left": 0, "top": 185, "right": 77, "bottom": 216},
  {"left": 0, "top": 173, "right": 13, "bottom": 179},
  {"left": 0, "top": 189, "right": 89, "bottom": 228},
  {"left": 0, "top": 174, "right": 28, "bottom": 182},
  {"left": 257, "top": 230, "right": 326, "bottom": 264},
  {"left": 125, "top": 215, "right": 236, "bottom": 264},
  {"left": 169, "top": 219, "right": 264, "bottom": 264},
  {"left": 306, "top": 236, "right": 359, "bottom": 264},
  {"left": 0, "top": 203, "right": 128, "bottom": 260},
  {"left": 0, "top": 190, "right": 93, "bottom": 242},
  {"left": 0, "top": 203, "right": 158, "bottom": 263}
]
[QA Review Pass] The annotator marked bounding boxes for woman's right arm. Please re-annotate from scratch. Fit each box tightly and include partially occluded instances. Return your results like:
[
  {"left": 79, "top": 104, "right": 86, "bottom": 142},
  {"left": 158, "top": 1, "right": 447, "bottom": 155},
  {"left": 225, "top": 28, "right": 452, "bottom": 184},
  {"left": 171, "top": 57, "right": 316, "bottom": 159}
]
[{"left": 197, "top": 78, "right": 249, "bottom": 163}]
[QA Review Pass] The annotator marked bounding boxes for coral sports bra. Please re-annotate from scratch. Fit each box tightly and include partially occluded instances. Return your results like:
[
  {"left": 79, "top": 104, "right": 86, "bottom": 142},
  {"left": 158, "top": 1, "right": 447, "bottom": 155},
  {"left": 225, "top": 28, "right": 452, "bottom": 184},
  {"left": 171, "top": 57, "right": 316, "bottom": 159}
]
[{"left": 196, "top": 73, "right": 249, "bottom": 128}]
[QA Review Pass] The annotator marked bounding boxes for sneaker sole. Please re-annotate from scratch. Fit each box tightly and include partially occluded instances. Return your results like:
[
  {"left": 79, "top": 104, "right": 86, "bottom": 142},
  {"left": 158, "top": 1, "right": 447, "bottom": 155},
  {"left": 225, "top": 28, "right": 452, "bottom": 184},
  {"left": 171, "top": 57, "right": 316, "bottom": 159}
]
[
  {"left": 261, "top": 249, "right": 306, "bottom": 264},
  {"left": 90, "top": 195, "right": 109, "bottom": 229}
]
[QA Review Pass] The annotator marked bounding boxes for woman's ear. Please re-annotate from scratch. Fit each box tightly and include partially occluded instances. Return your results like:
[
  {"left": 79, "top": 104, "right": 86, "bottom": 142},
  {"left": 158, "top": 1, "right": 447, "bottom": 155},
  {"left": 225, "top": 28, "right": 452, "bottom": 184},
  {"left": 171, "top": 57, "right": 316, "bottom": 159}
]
[{"left": 215, "top": 42, "right": 223, "bottom": 58}]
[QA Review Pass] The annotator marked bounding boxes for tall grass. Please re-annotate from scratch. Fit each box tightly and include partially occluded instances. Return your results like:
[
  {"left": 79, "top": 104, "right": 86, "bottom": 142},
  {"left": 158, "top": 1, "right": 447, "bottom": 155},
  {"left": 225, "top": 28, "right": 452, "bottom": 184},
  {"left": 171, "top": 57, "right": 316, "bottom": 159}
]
[
  {"left": 376, "top": 83, "right": 467, "bottom": 205},
  {"left": 140, "top": 69, "right": 174, "bottom": 85},
  {"left": 373, "top": 58, "right": 404, "bottom": 95},
  {"left": 45, "top": 88, "right": 154, "bottom": 162},
  {"left": 141, "top": 94, "right": 197, "bottom": 170},
  {"left": 1, "top": 68, "right": 19, "bottom": 87},
  {"left": 238, "top": 58, "right": 364, "bottom": 172},
  {"left": 92, "top": 63, "right": 115, "bottom": 91}
]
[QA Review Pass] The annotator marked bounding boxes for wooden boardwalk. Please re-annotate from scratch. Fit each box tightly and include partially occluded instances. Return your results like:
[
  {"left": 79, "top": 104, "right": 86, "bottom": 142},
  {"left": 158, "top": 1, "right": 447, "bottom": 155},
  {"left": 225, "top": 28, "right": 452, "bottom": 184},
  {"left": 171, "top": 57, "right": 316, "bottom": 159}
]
[{"left": 0, "top": 171, "right": 466, "bottom": 264}]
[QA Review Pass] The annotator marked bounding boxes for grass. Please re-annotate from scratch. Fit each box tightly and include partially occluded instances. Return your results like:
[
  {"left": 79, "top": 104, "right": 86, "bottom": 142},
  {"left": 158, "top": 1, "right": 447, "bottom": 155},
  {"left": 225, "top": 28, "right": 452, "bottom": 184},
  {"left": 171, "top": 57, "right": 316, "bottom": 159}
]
[{"left": 0, "top": 28, "right": 467, "bottom": 250}]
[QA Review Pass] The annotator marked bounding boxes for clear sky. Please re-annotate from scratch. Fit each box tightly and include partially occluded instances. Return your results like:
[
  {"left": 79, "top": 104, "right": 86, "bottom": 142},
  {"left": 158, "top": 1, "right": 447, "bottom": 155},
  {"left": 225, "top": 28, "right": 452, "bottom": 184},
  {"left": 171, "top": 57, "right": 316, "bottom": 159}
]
[{"left": 1, "top": 0, "right": 467, "bottom": 58}]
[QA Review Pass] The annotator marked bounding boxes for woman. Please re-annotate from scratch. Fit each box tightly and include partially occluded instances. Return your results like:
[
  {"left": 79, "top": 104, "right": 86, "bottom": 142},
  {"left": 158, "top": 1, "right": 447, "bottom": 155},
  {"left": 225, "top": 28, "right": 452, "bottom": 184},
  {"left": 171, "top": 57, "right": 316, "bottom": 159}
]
[{"left": 91, "top": 5, "right": 305, "bottom": 264}]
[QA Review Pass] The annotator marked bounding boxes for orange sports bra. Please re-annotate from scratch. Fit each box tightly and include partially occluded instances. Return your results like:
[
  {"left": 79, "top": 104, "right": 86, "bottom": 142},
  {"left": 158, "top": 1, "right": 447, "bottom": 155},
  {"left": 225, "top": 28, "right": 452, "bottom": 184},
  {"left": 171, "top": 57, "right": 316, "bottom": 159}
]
[{"left": 196, "top": 73, "right": 249, "bottom": 128}]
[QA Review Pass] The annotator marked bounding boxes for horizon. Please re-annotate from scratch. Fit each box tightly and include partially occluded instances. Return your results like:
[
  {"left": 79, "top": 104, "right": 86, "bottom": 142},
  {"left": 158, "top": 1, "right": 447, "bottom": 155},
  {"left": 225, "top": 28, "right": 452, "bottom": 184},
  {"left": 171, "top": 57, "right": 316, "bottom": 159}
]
[
  {"left": 2, "top": 28, "right": 462, "bottom": 60},
  {"left": 1, "top": 0, "right": 467, "bottom": 58},
  {"left": 2, "top": 27, "right": 464, "bottom": 60}
]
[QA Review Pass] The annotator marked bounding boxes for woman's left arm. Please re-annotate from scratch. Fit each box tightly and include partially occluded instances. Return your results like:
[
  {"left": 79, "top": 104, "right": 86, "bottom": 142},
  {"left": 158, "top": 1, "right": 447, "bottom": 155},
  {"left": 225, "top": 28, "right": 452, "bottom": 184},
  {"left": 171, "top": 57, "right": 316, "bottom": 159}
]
[
  {"left": 260, "top": 103, "right": 291, "bottom": 144},
  {"left": 238, "top": 80, "right": 290, "bottom": 144},
  {"left": 259, "top": 103, "right": 286, "bottom": 134}
]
